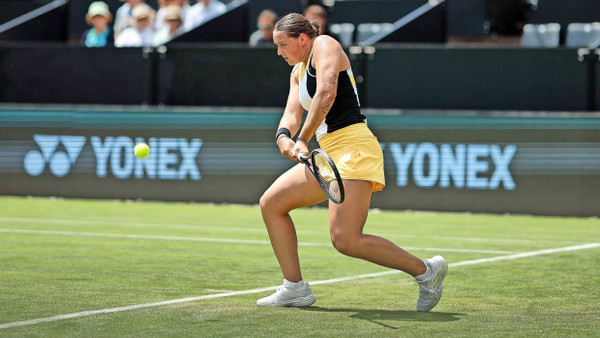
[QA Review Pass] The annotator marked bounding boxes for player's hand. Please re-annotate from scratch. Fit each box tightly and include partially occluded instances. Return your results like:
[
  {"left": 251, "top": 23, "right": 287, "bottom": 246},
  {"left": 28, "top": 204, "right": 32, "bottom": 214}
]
[
  {"left": 277, "top": 137, "right": 296, "bottom": 161},
  {"left": 291, "top": 141, "right": 309, "bottom": 163}
]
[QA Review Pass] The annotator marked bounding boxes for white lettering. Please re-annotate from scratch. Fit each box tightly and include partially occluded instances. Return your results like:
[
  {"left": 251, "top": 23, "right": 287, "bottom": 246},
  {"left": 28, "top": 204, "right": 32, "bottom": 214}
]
[
  {"left": 440, "top": 144, "right": 465, "bottom": 188},
  {"left": 388, "top": 142, "right": 517, "bottom": 190},
  {"left": 134, "top": 137, "right": 158, "bottom": 179},
  {"left": 389, "top": 143, "right": 416, "bottom": 187},
  {"left": 489, "top": 145, "right": 516, "bottom": 190},
  {"left": 466, "top": 144, "right": 489, "bottom": 189},
  {"left": 178, "top": 138, "right": 202, "bottom": 180},
  {"left": 91, "top": 136, "right": 113, "bottom": 178},
  {"left": 111, "top": 136, "right": 134, "bottom": 179},
  {"left": 413, "top": 143, "right": 439, "bottom": 188},
  {"left": 158, "top": 138, "right": 179, "bottom": 180}
]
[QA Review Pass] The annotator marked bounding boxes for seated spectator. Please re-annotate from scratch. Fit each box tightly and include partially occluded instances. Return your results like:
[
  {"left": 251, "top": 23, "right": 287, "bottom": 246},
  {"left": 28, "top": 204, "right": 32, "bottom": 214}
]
[
  {"left": 303, "top": 4, "right": 340, "bottom": 42},
  {"left": 153, "top": 4, "right": 184, "bottom": 46},
  {"left": 155, "top": 0, "right": 190, "bottom": 32},
  {"left": 114, "top": 0, "right": 152, "bottom": 39},
  {"left": 114, "top": 3, "right": 155, "bottom": 47},
  {"left": 81, "top": 1, "right": 114, "bottom": 47},
  {"left": 249, "top": 9, "right": 278, "bottom": 47},
  {"left": 183, "top": 0, "right": 226, "bottom": 32}
]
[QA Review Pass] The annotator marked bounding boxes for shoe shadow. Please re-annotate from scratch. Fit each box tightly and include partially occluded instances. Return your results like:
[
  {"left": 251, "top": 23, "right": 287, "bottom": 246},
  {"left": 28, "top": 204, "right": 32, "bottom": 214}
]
[{"left": 300, "top": 306, "right": 464, "bottom": 329}]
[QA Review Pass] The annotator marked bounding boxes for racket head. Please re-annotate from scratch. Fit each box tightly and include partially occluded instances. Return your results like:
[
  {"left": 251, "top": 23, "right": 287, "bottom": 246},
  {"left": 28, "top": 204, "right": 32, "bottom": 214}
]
[{"left": 309, "top": 149, "right": 345, "bottom": 204}]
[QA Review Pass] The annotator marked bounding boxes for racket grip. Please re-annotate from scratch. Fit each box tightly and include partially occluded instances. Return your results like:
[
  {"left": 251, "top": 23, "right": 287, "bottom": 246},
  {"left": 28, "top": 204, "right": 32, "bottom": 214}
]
[{"left": 297, "top": 152, "right": 309, "bottom": 161}]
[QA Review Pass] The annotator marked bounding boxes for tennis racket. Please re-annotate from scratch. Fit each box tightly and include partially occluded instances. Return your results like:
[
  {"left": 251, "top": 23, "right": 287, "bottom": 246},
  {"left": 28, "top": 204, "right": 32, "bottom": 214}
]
[{"left": 298, "top": 149, "right": 345, "bottom": 204}]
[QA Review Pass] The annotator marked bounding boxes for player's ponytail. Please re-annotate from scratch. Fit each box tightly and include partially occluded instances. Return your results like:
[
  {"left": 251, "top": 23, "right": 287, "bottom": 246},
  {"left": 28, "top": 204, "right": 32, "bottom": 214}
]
[{"left": 309, "top": 20, "right": 321, "bottom": 37}]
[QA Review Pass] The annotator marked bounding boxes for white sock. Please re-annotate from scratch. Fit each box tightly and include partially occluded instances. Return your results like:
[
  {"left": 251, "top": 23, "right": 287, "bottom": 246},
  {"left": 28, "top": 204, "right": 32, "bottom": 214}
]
[
  {"left": 284, "top": 279, "right": 305, "bottom": 289},
  {"left": 414, "top": 261, "right": 432, "bottom": 282}
]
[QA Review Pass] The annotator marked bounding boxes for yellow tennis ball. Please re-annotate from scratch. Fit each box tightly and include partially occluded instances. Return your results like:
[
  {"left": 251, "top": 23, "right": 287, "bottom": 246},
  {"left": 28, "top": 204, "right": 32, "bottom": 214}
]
[{"left": 134, "top": 142, "right": 150, "bottom": 159}]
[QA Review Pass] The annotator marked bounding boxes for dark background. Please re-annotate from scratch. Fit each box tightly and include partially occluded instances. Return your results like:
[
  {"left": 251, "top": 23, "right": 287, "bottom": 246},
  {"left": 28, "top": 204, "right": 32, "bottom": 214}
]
[
  {"left": 0, "top": 44, "right": 594, "bottom": 110},
  {"left": 2, "top": 0, "right": 600, "bottom": 110}
]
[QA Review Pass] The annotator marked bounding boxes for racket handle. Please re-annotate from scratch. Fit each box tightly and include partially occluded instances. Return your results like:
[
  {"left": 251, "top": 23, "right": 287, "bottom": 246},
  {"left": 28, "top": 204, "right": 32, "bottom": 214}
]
[{"left": 297, "top": 152, "right": 309, "bottom": 161}]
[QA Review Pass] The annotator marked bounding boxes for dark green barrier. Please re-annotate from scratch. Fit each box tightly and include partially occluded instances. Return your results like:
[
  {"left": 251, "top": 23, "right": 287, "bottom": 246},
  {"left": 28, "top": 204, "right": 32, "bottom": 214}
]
[
  {"left": 158, "top": 46, "right": 290, "bottom": 106},
  {"left": 366, "top": 47, "right": 588, "bottom": 111},
  {"left": 0, "top": 43, "right": 595, "bottom": 111},
  {"left": 1, "top": 106, "right": 599, "bottom": 216},
  {"left": 0, "top": 45, "right": 151, "bottom": 104}
]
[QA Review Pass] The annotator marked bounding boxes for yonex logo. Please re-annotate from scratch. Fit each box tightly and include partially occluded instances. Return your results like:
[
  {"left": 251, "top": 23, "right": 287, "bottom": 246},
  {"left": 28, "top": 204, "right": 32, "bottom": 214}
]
[
  {"left": 386, "top": 142, "right": 517, "bottom": 190},
  {"left": 23, "top": 134, "right": 202, "bottom": 180},
  {"left": 24, "top": 135, "right": 86, "bottom": 177},
  {"left": 91, "top": 136, "right": 202, "bottom": 180}
]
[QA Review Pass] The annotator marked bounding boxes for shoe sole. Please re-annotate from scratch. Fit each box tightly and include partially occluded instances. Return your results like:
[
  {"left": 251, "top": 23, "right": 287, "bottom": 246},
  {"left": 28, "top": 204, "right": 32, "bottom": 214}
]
[{"left": 257, "top": 294, "right": 316, "bottom": 307}]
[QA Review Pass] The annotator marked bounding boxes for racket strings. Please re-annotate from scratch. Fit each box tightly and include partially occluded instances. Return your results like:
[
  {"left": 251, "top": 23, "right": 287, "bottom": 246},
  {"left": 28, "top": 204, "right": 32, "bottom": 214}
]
[{"left": 312, "top": 153, "right": 343, "bottom": 203}]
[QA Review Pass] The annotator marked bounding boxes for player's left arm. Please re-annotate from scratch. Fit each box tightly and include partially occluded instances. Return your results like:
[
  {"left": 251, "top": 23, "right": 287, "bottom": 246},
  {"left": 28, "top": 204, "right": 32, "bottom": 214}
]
[{"left": 296, "top": 36, "right": 342, "bottom": 144}]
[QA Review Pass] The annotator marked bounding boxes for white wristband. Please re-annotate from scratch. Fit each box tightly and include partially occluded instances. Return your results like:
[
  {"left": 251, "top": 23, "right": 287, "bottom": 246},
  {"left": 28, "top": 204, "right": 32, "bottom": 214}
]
[{"left": 276, "top": 134, "right": 289, "bottom": 145}]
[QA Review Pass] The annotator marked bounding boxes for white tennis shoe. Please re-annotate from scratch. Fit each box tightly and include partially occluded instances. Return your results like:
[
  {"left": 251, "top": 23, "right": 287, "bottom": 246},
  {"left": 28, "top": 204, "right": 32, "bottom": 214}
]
[
  {"left": 416, "top": 255, "right": 448, "bottom": 312},
  {"left": 256, "top": 280, "right": 316, "bottom": 307}
]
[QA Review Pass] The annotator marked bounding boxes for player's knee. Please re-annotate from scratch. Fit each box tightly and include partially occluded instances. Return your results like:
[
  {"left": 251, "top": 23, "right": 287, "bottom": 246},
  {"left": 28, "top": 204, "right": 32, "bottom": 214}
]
[
  {"left": 258, "top": 192, "right": 272, "bottom": 214},
  {"left": 330, "top": 232, "right": 359, "bottom": 257},
  {"left": 259, "top": 190, "right": 285, "bottom": 216}
]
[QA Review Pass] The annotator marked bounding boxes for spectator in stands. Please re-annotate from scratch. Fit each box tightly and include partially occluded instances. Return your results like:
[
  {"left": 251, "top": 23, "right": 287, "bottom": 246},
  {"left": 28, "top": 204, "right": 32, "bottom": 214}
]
[
  {"left": 182, "top": 0, "right": 226, "bottom": 32},
  {"left": 153, "top": 4, "right": 184, "bottom": 46},
  {"left": 81, "top": 1, "right": 114, "bottom": 47},
  {"left": 114, "top": 3, "right": 155, "bottom": 47},
  {"left": 114, "top": 0, "right": 152, "bottom": 39},
  {"left": 155, "top": 0, "right": 190, "bottom": 32},
  {"left": 303, "top": 4, "right": 340, "bottom": 42},
  {"left": 249, "top": 9, "right": 278, "bottom": 47}
]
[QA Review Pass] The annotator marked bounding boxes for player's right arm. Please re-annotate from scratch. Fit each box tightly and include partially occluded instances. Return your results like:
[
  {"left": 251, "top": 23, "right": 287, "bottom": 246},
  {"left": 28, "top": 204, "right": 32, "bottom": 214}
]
[{"left": 277, "top": 63, "right": 305, "bottom": 161}]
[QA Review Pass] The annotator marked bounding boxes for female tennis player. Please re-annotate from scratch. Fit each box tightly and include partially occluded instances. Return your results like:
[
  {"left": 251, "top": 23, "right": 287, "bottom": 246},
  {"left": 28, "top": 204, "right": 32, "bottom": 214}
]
[{"left": 257, "top": 13, "right": 447, "bottom": 312}]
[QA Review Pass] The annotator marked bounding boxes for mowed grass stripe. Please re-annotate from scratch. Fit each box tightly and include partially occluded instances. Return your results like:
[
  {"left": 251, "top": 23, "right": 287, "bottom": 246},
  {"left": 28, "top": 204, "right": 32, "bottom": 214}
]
[
  {"left": 1, "top": 243, "right": 597, "bottom": 331},
  {"left": 0, "top": 216, "right": 584, "bottom": 245},
  {"left": 0, "top": 228, "right": 514, "bottom": 254}
]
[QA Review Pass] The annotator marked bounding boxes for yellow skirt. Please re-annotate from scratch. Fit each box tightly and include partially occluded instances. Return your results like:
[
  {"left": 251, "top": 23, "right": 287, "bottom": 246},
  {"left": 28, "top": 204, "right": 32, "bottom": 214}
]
[{"left": 318, "top": 123, "right": 385, "bottom": 191}]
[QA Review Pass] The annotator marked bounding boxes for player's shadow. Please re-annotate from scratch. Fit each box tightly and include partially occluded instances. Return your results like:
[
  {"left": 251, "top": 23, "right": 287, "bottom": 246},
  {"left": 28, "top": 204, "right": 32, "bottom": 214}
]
[{"left": 301, "top": 306, "right": 463, "bottom": 329}]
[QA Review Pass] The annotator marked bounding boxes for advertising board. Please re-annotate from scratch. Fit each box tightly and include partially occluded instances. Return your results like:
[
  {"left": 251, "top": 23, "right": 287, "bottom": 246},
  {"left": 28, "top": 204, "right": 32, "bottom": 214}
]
[{"left": 1, "top": 107, "right": 598, "bottom": 216}]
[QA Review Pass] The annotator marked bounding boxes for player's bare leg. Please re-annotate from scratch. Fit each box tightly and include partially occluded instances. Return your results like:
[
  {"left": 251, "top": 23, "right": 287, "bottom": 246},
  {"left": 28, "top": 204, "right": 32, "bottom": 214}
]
[
  {"left": 328, "top": 179, "right": 427, "bottom": 276},
  {"left": 328, "top": 179, "right": 447, "bottom": 312},
  {"left": 259, "top": 164, "right": 326, "bottom": 282},
  {"left": 257, "top": 164, "right": 325, "bottom": 306}
]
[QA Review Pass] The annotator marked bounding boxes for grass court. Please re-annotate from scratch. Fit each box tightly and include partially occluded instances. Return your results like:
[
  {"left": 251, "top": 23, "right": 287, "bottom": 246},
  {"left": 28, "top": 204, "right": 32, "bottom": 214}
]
[{"left": 0, "top": 196, "right": 598, "bottom": 336}]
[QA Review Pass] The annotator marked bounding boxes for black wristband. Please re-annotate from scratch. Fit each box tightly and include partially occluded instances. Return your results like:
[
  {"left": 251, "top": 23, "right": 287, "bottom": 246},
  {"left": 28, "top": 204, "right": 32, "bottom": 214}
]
[
  {"left": 275, "top": 127, "right": 291, "bottom": 142},
  {"left": 296, "top": 137, "right": 309, "bottom": 146}
]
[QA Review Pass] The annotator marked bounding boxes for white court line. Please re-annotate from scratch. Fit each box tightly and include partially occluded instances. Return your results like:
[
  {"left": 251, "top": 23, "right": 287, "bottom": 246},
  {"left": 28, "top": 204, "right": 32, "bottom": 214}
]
[
  {"left": 0, "top": 217, "right": 583, "bottom": 245},
  {"left": 0, "top": 228, "right": 513, "bottom": 254},
  {"left": 0, "top": 217, "right": 266, "bottom": 233},
  {"left": 0, "top": 242, "right": 598, "bottom": 330},
  {"left": 0, "top": 228, "right": 283, "bottom": 247}
]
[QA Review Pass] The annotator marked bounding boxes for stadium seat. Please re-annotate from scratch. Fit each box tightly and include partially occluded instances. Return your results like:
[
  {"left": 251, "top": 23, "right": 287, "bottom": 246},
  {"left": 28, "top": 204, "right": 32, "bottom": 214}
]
[
  {"left": 565, "top": 22, "right": 600, "bottom": 47},
  {"left": 330, "top": 23, "right": 355, "bottom": 47},
  {"left": 356, "top": 23, "right": 394, "bottom": 44},
  {"left": 521, "top": 23, "right": 561, "bottom": 47}
]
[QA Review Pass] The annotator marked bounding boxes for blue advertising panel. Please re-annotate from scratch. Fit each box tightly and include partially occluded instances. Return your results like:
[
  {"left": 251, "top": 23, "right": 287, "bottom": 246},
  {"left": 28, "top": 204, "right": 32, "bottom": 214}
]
[{"left": 1, "top": 107, "right": 599, "bottom": 216}]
